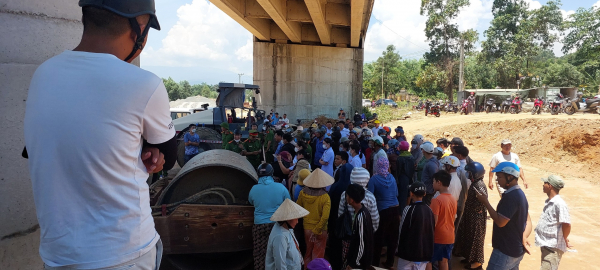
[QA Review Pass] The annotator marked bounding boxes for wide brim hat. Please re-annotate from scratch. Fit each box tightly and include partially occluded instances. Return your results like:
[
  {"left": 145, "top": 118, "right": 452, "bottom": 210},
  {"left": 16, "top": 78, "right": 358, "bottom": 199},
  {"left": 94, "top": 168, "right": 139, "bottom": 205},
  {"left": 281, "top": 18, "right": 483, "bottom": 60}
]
[
  {"left": 298, "top": 169, "right": 311, "bottom": 186},
  {"left": 270, "top": 199, "right": 310, "bottom": 222},
  {"left": 302, "top": 168, "right": 334, "bottom": 188}
]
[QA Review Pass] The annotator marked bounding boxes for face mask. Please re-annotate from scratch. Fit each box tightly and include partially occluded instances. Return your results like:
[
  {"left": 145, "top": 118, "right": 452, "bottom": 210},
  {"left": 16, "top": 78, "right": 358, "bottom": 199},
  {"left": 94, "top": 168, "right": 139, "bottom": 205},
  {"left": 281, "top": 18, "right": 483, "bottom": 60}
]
[
  {"left": 262, "top": 126, "right": 267, "bottom": 131},
  {"left": 323, "top": 144, "right": 328, "bottom": 149},
  {"left": 191, "top": 128, "right": 196, "bottom": 133},
  {"left": 339, "top": 147, "right": 344, "bottom": 152},
  {"left": 294, "top": 147, "right": 299, "bottom": 152},
  {"left": 234, "top": 139, "right": 240, "bottom": 143}
]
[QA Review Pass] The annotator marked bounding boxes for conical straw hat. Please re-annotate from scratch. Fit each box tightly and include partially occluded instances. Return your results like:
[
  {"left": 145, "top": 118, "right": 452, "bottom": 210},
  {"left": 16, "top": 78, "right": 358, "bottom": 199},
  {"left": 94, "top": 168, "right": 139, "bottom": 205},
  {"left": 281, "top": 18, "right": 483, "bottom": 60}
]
[
  {"left": 302, "top": 168, "right": 334, "bottom": 188},
  {"left": 270, "top": 199, "right": 310, "bottom": 222}
]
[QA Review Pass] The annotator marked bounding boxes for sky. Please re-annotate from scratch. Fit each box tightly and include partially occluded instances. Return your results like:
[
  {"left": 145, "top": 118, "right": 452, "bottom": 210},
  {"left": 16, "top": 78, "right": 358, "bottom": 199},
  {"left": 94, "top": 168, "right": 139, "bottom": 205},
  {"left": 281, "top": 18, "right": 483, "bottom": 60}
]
[{"left": 141, "top": 0, "right": 600, "bottom": 85}]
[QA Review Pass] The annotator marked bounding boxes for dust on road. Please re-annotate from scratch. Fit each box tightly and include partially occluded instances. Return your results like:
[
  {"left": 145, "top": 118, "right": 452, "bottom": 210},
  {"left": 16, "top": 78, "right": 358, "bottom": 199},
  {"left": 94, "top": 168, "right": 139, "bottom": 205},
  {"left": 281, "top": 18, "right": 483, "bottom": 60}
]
[{"left": 385, "top": 111, "right": 600, "bottom": 270}]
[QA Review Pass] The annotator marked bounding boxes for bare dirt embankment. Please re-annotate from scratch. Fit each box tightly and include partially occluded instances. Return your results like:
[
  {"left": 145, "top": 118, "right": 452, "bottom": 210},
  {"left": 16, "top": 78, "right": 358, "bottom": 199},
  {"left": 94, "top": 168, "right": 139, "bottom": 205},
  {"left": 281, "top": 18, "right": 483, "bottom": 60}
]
[{"left": 418, "top": 118, "right": 600, "bottom": 184}]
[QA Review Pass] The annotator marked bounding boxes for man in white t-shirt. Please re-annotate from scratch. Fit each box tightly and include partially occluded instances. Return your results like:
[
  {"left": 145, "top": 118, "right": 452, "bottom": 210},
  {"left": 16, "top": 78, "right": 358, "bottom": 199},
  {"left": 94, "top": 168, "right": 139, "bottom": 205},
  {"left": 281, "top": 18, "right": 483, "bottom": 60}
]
[
  {"left": 435, "top": 156, "right": 462, "bottom": 201},
  {"left": 338, "top": 121, "right": 349, "bottom": 139},
  {"left": 489, "top": 139, "right": 528, "bottom": 194},
  {"left": 23, "top": 2, "right": 175, "bottom": 269},
  {"left": 282, "top": 113, "right": 290, "bottom": 124}
]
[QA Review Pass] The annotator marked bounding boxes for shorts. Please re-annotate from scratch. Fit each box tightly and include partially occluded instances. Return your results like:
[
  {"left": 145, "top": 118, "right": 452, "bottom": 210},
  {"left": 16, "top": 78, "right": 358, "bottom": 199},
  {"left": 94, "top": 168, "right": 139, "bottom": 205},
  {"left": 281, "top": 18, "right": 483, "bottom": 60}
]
[
  {"left": 431, "top": 243, "right": 453, "bottom": 262},
  {"left": 540, "top": 246, "right": 563, "bottom": 270}
]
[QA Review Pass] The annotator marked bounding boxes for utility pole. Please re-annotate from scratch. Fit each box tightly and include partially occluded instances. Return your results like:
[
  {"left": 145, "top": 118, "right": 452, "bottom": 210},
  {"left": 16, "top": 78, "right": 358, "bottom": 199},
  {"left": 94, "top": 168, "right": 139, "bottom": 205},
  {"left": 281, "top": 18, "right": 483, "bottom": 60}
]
[
  {"left": 459, "top": 38, "right": 465, "bottom": 94},
  {"left": 381, "top": 61, "right": 385, "bottom": 99},
  {"left": 238, "top": 73, "right": 244, "bottom": 84}
]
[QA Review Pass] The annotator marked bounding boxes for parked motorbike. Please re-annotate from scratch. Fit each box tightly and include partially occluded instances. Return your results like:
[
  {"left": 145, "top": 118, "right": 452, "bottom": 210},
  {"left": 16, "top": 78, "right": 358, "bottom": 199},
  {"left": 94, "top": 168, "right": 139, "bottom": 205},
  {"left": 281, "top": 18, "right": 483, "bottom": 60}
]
[
  {"left": 428, "top": 103, "right": 441, "bottom": 117},
  {"left": 445, "top": 102, "right": 458, "bottom": 113},
  {"left": 509, "top": 97, "right": 522, "bottom": 114},
  {"left": 459, "top": 100, "right": 470, "bottom": 115},
  {"left": 550, "top": 94, "right": 564, "bottom": 115},
  {"left": 484, "top": 98, "right": 495, "bottom": 114},
  {"left": 501, "top": 98, "right": 512, "bottom": 114},
  {"left": 564, "top": 93, "right": 600, "bottom": 115},
  {"left": 531, "top": 97, "right": 544, "bottom": 115}
]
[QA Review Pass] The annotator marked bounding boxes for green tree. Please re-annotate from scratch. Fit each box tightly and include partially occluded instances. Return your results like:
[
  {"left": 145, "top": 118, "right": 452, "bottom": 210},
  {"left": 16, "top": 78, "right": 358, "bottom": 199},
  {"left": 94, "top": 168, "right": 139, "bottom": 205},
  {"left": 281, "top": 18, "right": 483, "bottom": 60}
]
[
  {"left": 542, "top": 62, "right": 584, "bottom": 87},
  {"left": 420, "top": 0, "right": 478, "bottom": 99},
  {"left": 563, "top": 7, "right": 600, "bottom": 93},
  {"left": 163, "top": 77, "right": 181, "bottom": 101},
  {"left": 481, "top": 0, "right": 563, "bottom": 88}
]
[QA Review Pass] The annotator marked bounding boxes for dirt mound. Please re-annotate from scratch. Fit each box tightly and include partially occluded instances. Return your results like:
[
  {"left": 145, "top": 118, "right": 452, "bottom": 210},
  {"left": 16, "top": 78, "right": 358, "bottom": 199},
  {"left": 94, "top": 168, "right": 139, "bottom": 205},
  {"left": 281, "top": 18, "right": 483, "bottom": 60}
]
[{"left": 421, "top": 118, "right": 600, "bottom": 184}]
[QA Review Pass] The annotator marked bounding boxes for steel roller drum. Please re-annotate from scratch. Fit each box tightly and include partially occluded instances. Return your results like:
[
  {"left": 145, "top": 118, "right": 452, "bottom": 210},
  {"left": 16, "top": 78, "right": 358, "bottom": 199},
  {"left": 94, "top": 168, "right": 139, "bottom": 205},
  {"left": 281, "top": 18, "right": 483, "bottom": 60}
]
[{"left": 156, "top": 149, "right": 258, "bottom": 206}]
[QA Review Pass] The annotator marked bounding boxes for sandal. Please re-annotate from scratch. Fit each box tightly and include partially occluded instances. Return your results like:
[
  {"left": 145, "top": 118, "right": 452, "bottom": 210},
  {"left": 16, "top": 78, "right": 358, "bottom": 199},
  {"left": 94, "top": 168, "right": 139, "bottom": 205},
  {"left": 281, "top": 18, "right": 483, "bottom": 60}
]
[{"left": 464, "top": 264, "right": 483, "bottom": 270}]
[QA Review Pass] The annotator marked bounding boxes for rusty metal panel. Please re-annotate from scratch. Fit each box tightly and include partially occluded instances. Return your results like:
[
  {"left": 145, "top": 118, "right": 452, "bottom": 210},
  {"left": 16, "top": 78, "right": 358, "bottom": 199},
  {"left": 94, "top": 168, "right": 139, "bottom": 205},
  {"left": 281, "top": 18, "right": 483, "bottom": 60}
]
[{"left": 155, "top": 205, "right": 255, "bottom": 254}]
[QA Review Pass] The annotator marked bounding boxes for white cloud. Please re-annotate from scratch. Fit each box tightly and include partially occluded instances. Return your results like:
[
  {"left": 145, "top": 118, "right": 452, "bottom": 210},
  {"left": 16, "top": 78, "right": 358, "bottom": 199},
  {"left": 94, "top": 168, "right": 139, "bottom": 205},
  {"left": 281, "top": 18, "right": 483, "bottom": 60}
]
[
  {"left": 365, "top": 0, "right": 494, "bottom": 62},
  {"left": 142, "top": 0, "right": 252, "bottom": 73},
  {"left": 524, "top": 0, "right": 542, "bottom": 10},
  {"left": 594, "top": 0, "right": 600, "bottom": 8}
]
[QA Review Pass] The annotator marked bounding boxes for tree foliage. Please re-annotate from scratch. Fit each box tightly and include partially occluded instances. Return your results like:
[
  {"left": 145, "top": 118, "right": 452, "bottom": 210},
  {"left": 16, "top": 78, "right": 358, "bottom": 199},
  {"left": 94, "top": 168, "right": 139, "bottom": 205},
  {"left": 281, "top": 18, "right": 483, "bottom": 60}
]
[
  {"left": 481, "top": 0, "right": 563, "bottom": 88},
  {"left": 563, "top": 7, "right": 600, "bottom": 93},
  {"left": 162, "top": 77, "right": 219, "bottom": 101},
  {"left": 419, "top": 0, "right": 478, "bottom": 100}
]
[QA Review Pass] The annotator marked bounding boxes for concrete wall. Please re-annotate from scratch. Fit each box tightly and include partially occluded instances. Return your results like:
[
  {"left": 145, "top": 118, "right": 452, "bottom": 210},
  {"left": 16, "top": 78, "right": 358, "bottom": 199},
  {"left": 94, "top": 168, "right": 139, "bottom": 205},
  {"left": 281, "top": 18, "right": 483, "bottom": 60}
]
[
  {"left": 253, "top": 42, "right": 363, "bottom": 122},
  {"left": 0, "top": 1, "right": 81, "bottom": 268}
]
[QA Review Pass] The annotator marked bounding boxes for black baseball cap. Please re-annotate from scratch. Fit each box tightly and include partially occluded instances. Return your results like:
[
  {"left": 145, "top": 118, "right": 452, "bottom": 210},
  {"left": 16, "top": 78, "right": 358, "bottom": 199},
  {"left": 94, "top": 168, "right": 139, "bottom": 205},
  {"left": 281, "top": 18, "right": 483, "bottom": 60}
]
[{"left": 410, "top": 182, "right": 426, "bottom": 196}]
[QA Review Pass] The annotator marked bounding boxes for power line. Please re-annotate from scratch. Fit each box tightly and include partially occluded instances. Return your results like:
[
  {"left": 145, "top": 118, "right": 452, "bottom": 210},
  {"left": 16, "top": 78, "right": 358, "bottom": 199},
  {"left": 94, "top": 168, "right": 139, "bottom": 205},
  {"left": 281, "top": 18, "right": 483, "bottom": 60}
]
[{"left": 371, "top": 16, "right": 430, "bottom": 52}]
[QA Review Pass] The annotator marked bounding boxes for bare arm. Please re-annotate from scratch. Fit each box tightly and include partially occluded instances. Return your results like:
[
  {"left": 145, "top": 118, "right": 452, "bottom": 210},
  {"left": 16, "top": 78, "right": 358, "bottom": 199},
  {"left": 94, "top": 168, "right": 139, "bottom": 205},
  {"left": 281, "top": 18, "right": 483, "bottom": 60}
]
[
  {"left": 475, "top": 190, "right": 510, "bottom": 227},
  {"left": 488, "top": 169, "right": 495, "bottom": 190},
  {"left": 520, "top": 168, "right": 528, "bottom": 188},
  {"left": 523, "top": 214, "right": 532, "bottom": 254}
]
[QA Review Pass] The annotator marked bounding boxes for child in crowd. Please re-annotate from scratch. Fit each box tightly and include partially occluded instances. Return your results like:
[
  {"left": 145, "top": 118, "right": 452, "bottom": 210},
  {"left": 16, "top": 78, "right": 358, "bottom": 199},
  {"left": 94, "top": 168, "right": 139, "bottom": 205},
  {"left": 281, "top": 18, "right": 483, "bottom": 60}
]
[
  {"left": 396, "top": 182, "right": 435, "bottom": 270},
  {"left": 344, "top": 184, "right": 374, "bottom": 270},
  {"left": 428, "top": 171, "right": 457, "bottom": 270}
]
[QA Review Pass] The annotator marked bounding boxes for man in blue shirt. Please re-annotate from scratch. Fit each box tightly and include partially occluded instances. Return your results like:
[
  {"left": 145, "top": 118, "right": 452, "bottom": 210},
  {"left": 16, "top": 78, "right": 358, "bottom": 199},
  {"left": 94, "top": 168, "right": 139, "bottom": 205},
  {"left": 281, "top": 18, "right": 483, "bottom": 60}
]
[
  {"left": 273, "top": 130, "right": 284, "bottom": 161},
  {"left": 183, "top": 124, "right": 201, "bottom": 164},
  {"left": 312, "top": 128, "right": 325, "bottom": 169},
  {"left": 475, "top": 162, "right": 532, "bottom": 270}
]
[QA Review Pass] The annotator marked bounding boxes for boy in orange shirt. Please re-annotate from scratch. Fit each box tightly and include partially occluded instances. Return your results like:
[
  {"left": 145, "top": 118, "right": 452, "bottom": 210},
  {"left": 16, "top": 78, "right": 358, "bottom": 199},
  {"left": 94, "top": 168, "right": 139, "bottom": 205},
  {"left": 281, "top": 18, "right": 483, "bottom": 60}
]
[{"left": 428, "top": 171, "right": 457, "bottom": 270}]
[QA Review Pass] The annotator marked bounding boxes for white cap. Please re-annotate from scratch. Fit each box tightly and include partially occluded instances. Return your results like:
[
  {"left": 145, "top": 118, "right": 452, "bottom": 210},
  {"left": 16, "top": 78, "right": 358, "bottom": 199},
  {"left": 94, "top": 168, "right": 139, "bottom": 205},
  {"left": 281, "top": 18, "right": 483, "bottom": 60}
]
[
  {"left": 420, "top": 141, "right": 434, "bottom": 153},
  {"left": 441, "top": 156, "right": 460, "bottom": 167}
]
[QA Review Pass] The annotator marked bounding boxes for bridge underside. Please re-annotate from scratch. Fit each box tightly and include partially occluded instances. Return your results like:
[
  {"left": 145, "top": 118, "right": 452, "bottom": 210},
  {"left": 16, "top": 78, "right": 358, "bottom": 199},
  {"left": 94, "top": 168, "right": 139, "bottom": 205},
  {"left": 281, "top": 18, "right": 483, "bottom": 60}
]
[{"left": 209, "top": 0, "right": 374, "bottom": 120}]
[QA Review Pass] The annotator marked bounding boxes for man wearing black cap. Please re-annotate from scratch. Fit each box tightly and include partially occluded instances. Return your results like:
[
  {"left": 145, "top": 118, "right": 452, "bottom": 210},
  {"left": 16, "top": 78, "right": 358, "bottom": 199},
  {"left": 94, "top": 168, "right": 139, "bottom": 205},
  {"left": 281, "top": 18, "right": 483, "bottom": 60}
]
[
  {"left": 24, "top": 1, "right": 171, "bottom": 268},
  {"left": 396, "top": 182, "right": 435, "bottom": 270},
  {"left": 450, "top": 137, "right": 474, "bottom": 164}
]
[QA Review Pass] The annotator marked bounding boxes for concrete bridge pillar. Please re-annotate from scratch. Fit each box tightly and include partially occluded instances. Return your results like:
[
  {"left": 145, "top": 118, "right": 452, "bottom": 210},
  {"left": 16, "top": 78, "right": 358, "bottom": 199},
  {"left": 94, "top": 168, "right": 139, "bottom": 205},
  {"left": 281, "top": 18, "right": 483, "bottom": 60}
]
[{"left": 254, "top": 41, "right": 363, "bottom": 121}]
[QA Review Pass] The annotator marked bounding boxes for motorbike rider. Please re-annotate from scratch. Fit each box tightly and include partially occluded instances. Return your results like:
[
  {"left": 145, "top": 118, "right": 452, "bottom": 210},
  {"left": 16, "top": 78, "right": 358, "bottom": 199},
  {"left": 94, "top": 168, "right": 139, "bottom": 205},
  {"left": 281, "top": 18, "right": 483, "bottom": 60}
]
[{"left": 467, "top": 92, "right": 476, "bottom": 114}]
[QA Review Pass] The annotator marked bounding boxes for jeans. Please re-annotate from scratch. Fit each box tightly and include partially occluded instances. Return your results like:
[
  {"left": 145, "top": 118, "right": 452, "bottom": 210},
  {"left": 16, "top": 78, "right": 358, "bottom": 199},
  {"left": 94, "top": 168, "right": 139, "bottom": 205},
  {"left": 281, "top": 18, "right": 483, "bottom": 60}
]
[
  {"left": 44, "top": 240, "right": 163, "bottom": 270},
  {"left": 486, "top": 249, "right": 523, "bottom": 270},
  {"left": 184, "top": 153, "right": 198, "bottom": 164}
]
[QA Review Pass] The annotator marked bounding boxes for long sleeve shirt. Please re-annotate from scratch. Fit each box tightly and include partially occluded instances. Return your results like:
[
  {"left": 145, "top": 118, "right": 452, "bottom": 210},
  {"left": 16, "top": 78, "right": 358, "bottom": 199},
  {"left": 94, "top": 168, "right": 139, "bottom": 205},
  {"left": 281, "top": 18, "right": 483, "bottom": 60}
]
[
  {"left": 338, "top": 190, "right": 380, "bottom": 231},
  {"left": 421, "top": 157, "right": 439, "bottom": 194},
  {"left": 265, "top": 223, "right": 302, "bottom": 270},
  {"left": 296, "top": 191, "right": 331, "bottom": 235},
  {"left": 347, "top": 206, "right": 374, "bottom": 269}
]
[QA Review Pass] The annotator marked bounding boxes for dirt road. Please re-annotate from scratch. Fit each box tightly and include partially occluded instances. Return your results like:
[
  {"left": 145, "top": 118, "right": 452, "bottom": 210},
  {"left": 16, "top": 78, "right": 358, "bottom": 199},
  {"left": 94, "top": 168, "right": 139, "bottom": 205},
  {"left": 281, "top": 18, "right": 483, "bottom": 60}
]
[{"left": 386, "top": 112, "right": 600, "bottom": 269}]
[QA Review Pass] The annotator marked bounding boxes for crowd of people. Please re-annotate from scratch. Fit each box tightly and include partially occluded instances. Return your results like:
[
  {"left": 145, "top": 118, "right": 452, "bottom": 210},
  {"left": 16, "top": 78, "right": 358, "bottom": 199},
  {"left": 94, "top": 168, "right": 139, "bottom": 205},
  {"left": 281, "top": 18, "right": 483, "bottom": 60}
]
[{"left": 203, "top": 111, "right": 574, "bottom": 270}]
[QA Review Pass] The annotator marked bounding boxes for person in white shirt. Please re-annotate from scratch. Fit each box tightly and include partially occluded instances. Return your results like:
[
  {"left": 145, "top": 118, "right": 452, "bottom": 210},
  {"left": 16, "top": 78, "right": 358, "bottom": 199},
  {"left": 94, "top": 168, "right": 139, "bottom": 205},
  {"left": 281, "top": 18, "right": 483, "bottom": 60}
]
[
  {"left": 535, "top": 175, "right": 572, "bottom": 270},
  {"left": 325, "top": 121, "right": 334, "bottom": 139},
  {"left": 348, "top": 143, "right": 363, "bottom": 168},
  {"left": 489, "top": 139, "right": 528, "bottom": 194},
  {"left": 371, "top": 120, "right": 383, "bottom": 136},
  {"left": 338, "top": 121, "right": 349, "bottom": 139},
  {"left": 435, "top": 156, "right": 462, "bottom": 201},
  {"left": 282, "top": 113, "right": 290, "bottom": 124},
  {"left": 23, "top": 2, "right": 173, "bottom": 269}
]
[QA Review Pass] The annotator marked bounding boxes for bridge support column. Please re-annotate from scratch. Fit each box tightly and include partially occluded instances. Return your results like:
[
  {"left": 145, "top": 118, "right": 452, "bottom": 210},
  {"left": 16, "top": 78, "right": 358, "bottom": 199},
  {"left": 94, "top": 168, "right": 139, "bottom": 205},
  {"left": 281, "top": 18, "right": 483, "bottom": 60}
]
[{"left": 254, "top": 41, "right": 363, "bottom": 122}]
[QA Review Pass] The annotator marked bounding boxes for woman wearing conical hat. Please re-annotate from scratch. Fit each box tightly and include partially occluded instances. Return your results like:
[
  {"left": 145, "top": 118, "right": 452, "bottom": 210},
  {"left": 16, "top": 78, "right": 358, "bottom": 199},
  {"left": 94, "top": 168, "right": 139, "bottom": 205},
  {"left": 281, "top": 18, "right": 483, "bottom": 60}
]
[
  {"left": 296, "top": 168, "right": 334, "bottom": 266},
  {"left": 265, "top": 199, "right": 310, "bottom": 270}
]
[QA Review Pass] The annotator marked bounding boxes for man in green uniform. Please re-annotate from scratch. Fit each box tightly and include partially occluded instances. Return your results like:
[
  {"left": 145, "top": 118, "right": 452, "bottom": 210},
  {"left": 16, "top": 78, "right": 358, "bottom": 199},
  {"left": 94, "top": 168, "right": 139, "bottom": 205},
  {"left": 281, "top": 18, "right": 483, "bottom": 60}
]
[
  {"left": 262, "top": 124, "right": 275, "bottom": 163},
  {"left": 225, "top": 129, "right": 243, "bottom": 154},
  {"left": 243, "top": 130, "right": 262, "bottom": 169},
  {"left": 220, "top": 122, "right": 233, "bottom": 149}
]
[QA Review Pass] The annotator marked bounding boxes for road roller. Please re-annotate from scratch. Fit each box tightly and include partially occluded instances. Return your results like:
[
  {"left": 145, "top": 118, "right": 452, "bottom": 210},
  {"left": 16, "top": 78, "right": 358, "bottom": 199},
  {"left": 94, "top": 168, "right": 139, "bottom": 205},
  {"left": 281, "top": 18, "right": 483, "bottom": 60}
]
[{"left": 150, "top": 149, "right": 257, "bottom": 269}]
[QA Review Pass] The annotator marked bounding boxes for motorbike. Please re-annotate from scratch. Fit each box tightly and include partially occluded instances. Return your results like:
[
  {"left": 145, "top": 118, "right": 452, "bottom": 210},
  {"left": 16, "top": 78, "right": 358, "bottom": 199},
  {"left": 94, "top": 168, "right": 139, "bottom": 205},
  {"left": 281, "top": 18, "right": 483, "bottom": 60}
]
[
  {"left": 459, "top": 100, "right": 470, "bottom": 115},
  {"left": 564, "top": 95, "right": 600, "bottom": 115},
  {"left": 445, "top": 102, "right": 458, "bottom": 113},
  {"left": 500, "top": 98, "right": 512, "bottom": 114},
  {"left": 531, "top": 97, "right": 544, "bottom": 115},
  {"left": 414, "top": 100, "right": 425, "bottom": 111},
  {"left": 484, "top": 98, "right": 496, "bottom": 114},
  {"left": 509, "top": 98, "right": 522, "bottom": 114},
  {"left": 550, "top": 94, "right": 565, "bottom": 115},
  {"left": 427, "top": 103, "right": 441, "bottom": 117}
]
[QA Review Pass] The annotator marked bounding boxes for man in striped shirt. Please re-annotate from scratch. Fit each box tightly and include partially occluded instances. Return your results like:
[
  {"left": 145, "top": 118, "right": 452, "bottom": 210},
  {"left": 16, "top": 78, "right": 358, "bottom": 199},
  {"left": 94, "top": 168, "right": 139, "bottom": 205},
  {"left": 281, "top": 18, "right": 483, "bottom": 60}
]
[{"left": 535, "top": 175, "right": 571, "bottom": 270}]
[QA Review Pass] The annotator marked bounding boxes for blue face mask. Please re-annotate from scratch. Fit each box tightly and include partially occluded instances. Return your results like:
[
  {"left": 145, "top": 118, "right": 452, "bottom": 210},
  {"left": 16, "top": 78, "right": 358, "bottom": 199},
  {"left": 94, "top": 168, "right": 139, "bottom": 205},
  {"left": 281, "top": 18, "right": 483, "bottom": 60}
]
[{"left": 323, "top": 144, "right": 328, "bottom": 149}]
